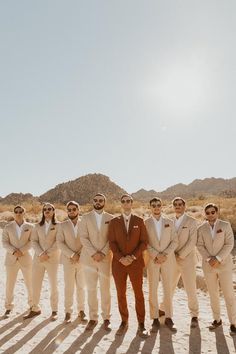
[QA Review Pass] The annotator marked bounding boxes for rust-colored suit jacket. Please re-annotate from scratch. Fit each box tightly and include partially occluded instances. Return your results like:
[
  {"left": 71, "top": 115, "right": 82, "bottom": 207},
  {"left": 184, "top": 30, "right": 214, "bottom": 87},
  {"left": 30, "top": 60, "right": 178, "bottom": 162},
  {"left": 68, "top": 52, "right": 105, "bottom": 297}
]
[{"left": 108, "top": 214, "right": 148, "bottom": 268}]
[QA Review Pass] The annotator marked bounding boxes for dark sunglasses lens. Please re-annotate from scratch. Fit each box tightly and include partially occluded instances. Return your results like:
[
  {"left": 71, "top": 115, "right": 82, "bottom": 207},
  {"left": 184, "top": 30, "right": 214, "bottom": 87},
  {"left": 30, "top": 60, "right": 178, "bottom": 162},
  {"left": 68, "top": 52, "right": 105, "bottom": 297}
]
[
  {"left": 44, "top": 208, "right": 52, "bottom": 212},
  {"left": 68, "top": 208, "right": 77, "bottom": 212}
]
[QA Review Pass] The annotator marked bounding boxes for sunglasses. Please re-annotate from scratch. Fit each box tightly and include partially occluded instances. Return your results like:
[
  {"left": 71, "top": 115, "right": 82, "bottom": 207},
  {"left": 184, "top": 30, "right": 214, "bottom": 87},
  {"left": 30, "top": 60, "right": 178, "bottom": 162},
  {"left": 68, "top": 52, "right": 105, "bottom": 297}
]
[
  {"left": 173, "top": 203, "right": 184, "bottom": 207},
  {"left": 14, "top": 210, "right": 23, "bottom": 214},
  {"left": 151, "top": 203, "right": 162, "bottom": 208},
  {"left": 205, "top": 210, "right": 216, "bottom": 215},
  {"left": 43, "top": 207, "right": 53, "bottom": 212},
  {"left": 121, "top": 199, "right": 132, "bottom": 204},
  {"left": 67, "top": 207, "right": 77, "bottom": 212},
  {"left": 93, "top": 199, "right": 104, "bottom": 203}
]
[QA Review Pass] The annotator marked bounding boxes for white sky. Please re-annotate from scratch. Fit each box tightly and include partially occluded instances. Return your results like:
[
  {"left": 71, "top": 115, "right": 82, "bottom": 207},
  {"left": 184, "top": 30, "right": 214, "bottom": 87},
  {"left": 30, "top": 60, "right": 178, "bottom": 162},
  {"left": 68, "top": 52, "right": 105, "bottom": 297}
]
[{"left": 0, "top": 0, "right": 235, "bottom": 197}]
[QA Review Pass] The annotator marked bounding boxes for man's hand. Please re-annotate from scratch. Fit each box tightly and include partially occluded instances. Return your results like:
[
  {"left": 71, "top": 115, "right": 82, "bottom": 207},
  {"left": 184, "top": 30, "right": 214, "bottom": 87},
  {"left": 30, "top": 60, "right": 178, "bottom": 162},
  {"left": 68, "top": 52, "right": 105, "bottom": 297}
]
[
  {"left": 92, "top": 252, "right": 105, "bottom": 262},
  {"left": 119, "top": 256, "right": 133, "bottom": 266},
  {"left": 154, "top": 254, "right": 167, "bottom": 264},
  {"left": 208, "top": 256, "right": 220, "bottom": 268},
  {"left": 70, "top": 253, "right": 80, "bottom": 264},
  {"left": 39, "top": 252, "right": 49, "bottom": 262},
  {"left": 13, "top": 249, "right": 23, "bottom": 257}
]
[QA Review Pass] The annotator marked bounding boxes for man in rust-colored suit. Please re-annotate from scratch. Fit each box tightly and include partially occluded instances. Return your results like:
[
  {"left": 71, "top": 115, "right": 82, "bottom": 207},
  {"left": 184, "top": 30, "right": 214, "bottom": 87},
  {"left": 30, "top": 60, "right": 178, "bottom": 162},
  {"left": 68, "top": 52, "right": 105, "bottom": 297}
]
[{"left": 108, "top": 194, "right": 148, "bottom": 338}]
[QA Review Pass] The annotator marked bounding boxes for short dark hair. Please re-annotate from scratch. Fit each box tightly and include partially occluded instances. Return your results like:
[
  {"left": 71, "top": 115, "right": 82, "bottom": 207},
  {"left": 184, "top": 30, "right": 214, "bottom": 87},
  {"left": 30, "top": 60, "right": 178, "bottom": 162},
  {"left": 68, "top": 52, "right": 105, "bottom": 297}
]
[
  {"left": 149, "top": 197, "right": 162, "bottom": 206},
  {"left": 172, "top": 197, "right": 186, "bottom": 206},
  {"left": 14, "top": 205, "right": 25, "bottom": 213},
  {"left": 121, "top": 194, "right": 133, "bottom": 202},
  {"left": 66, "top": 201, "right": 79, "bottom": 209},
  {"left": 204, "top": 203, "right": 218, "bottom": 213}
]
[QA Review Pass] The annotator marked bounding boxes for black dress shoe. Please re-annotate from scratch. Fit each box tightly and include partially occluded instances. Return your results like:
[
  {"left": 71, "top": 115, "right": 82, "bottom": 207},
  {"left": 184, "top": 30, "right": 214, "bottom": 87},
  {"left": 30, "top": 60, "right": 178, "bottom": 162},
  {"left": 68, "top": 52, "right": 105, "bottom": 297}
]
[
  {"left": 116, "top": 321, "right": 128, "bottom": 336},
  {"left": 151, "top": 318, "right": 160, "bottom": 333},
  {"left": 103, "top": 319, "right": 111, "bottom": 331},
  {"left": 51, "top": 311, "right": 58, "bottom": 321},
  {"left": 209, "top": 319, "right": 222, "bottom": 331},
  {"left": 3, "top": 310, "right": 11, "bottom": 318},
  {"left": 64, "top": 312, "right": 71, "bottom": 323},
  {"left": 137, "top": 323, "right": 149, "bottom": 338},
  {"left": 165, "top": 318, "right": 177, "bottom": 333},
  {"left": 190, "top": 317, "right": 199, "bottom": 328},
  {"left": 85, "top": 320, "right": 98, "bottom": 331},
  {"left": 230, "top": 324, "right": 236, "bottom": 334},
  {"left": 23, "top": 310, "right": 41, "bottom": 320}
]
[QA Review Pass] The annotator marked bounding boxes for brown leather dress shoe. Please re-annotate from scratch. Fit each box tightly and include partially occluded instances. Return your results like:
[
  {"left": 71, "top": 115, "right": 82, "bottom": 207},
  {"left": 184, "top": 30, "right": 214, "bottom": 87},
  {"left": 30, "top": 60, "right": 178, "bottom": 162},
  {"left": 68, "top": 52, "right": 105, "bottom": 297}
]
[
  {"left": 159, "top": 309, "right": 165, "bottom": 317},
  {"left": 165, "top": 318, "right": 177, "bottom": 333},
  {"left": 85, "top": 320, "right": 98, "bottom": 331},
  {"left": 23, "top": 310, "right": 41, "bottom": 320},
  {"left": 3, "top": 310, "right": 11, "bottom": 318},
  {"left": 51, "top": 311, "right": 58, "bottom": 321},
  {"left": 230, "top": 324, "right": 236, "bottom": 335},
  {"left": 103, "top": 319, "right": 111, "bottom": 331},
  {"left": 209, "top": 320, "right": 222, "bottom": 331},
  {"left": 64, "top": 312, "right": 71, "bottom": 323},
  {"left": 116, "top": 321, "right": 128, "bottom": 336},
  {"left": 137, "top": 323, "right": 149, "bottom": 338},
  {"left": 190, "top": 317, "right": 199, "bottom": 328},
  {"left": 151, "top": 318, "right": 160, "bottom": 333},
  {"left": 78, "top": 310, "right": 86, "bottom": 320}
]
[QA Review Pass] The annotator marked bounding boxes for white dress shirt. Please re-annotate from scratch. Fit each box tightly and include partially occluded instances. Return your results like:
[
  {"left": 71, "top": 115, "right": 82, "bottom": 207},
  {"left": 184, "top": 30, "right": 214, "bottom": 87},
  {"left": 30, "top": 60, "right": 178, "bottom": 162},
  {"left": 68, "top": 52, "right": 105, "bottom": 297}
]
[
  {"left": 152, "top": 215, "right": 162, "bottom": 241},
  {"left": 45, "top": 220, "right": 51, "bottom": 234},
  {"left": 174, "top": 214, "right": 185, "bottom": 231},
  {"left": 14, "top": 221, "right": 25, "bottom": 239},
  {"left": 123, "top": 213, "right": 132, "bottom": 232},
  {"left": 94, "top": 210, "right": 103, "bottom": 231},
  {"left": 69, "top": 219, "right": 79, "bottom": 237}
]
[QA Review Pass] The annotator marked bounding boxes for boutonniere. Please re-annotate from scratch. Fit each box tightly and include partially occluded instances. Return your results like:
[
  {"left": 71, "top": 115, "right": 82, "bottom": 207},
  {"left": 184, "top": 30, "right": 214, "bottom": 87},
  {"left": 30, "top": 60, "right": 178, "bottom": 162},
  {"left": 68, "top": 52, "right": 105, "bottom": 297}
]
[
  {"left": 182, "top": 226, "right": 188, "bottom": 229},
  {"left": 164, "top": 224, "right": 170, "bottom": 228},
  {"left": 133, "top": 225, "right": 139, "bottom": 229},
  {"left": 24, "top": 229, "right": 29, "bottom": 232},
  {"left": 216, "top": 229, "right": 223, "bottom": 234},
  {"left": 105, "top": 221, "right": 110, "bottom": 224},
  {"left": 50, "top": 227, "right": 56, "bottom": 231}
]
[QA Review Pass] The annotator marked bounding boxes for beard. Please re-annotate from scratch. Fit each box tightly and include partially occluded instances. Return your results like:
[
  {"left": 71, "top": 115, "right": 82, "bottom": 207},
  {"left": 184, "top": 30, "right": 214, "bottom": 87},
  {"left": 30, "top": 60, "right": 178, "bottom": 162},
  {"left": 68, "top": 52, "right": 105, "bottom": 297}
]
[
  {"left": 68, "top": 214, "right": 78, "bottom": 220},
  {"left": 94, "top": 204, "right": 104, "bottom": 211}
]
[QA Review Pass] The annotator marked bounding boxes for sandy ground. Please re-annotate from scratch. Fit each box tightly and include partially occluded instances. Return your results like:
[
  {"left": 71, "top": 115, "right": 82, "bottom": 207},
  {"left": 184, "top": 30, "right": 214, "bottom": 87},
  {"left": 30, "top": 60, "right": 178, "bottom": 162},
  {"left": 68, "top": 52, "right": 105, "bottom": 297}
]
[{"left": 0, "top": 230, "right": 236, "bottom": 354}]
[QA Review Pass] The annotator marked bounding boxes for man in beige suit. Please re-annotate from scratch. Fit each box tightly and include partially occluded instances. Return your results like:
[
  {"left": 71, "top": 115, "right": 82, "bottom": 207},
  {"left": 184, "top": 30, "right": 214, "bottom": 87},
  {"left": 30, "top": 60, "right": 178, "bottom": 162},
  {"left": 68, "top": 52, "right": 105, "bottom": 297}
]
[
  {"left": 57, "top": 201, "right": 86, "bottom": 323},
  {"left": 145, "top": 198, "right": 178, "bottom": 333},
  {"left": 79, "top": 193, "right": 113, "bottom": 331},
  {"left": 2, "top": 205, "right": 33, "bottom": 318},
  {"left": 24, "top": 203, "right": 60, "bottom": 320},
  {"left": 167, "top": 197, "right": 199, "bottom": 328},
  {"left": 197, "top": 203, "right": 236, "bottom": 334}
]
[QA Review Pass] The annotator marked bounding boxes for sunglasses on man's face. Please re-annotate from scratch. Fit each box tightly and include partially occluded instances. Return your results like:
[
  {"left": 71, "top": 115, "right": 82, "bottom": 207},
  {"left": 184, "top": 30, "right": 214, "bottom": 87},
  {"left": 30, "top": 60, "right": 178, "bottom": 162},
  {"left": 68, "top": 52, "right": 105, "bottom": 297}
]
[
  {"left": 205, "top": 210, "right": 216, "bottom": 215},
  {"left": 43, "top": 207, "right": 53, "bottom": 212},
  {"left": 14, "top": 210, "right": 23, "bottom": 214},
  {"left": 67, "top": 207, "right": 77, "bottom": 212},
  {"left": 93, "top": 199, "right": 104, "bottom": 203},
  {"left": 151, "top": 203, "right": 162, "bottom": 208},
  {"left": 173, "top": 203, "right": 184, "bottom": 207},
  {"left": 121, "top": 199, "right": 132, "bottom": 204}
]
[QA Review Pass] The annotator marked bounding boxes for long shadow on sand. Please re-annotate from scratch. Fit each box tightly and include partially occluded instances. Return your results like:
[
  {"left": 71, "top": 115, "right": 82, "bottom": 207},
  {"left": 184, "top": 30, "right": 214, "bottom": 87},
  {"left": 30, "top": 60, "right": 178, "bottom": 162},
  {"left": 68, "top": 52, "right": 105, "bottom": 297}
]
[
  {"left": 213, "top": 326, "right": 230, "bottom": 354},
  {"left": 189, "top": 325, "right": 201, "bottom": 354},
  {"left": 0, "top": 312, "right": 29, "bottom": 335},
  {"left": 159, "top": 327, "right": 175, "bottom": 354}
]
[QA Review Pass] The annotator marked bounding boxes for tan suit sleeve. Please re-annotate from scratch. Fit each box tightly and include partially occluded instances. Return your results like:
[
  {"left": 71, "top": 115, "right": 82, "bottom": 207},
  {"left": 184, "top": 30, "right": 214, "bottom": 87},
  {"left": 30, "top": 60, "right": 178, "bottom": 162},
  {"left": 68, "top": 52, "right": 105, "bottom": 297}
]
[
  {"left": 56, "top": 224, "right": 75, "bottom": 258},
  {"left": 31, "top": 226, "right": 44, "bottom": 256},
  {"left": 216, "top": 223, "right": 234, "bottom": 262},
  {"left": 108, "top": 220, "right": 123, "bottom": 261},
  {"left": 163, "top": 225, "right": 177, "bottom": 255},
  {"left": 2, "top": 227, "right": 16, "bottom": 254},
  {"left": 100, "top": 241, "right": 110, "bottom": 255},
  {"left": 79, "top": 216, "right": 97, "bottom": 257},
  {"left": 197, "top": 227, "right": 211, "bottom": 260},
  {"left": 178, "top": 221, "right": 197, "bottom": 259}
]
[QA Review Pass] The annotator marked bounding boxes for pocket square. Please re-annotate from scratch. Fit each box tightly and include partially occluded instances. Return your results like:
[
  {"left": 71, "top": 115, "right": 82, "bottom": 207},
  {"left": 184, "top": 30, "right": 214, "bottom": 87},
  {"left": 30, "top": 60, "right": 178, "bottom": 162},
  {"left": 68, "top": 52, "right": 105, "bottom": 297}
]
[
  {"left": 105, "top": 221, "right": 110, "bottom": 224},
  {"left": 50, "top": 228, "right": 56, "bottom": 231},
  {"left": 133, "top": 225, "right": 139, "bottom": 229},
  {"left": 182, "top": 226, "right": 188, "bottom": 229},
  {"left": 164, "top": 224, "right": 170, "bottom": 228},
  {"left": 24, "top": 229, "right": 29, "bottom": 232},
  {"left": 216, "top": 229, "right": 223, "bottom": 234}
]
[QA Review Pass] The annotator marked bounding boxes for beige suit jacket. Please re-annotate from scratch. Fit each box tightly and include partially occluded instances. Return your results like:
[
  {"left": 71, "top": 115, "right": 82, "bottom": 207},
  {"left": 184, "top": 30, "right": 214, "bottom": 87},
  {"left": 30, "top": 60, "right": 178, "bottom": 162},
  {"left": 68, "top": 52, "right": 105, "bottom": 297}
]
[
  {"left": 145, "top": 215, "right": 177, "bottom": 261},
  {"left": 2, "top": 221, "right": 33, "bottom": 266},
  {"left": 174, "top": 214, "right": 198, "bottom": 260},
  {"left": 32, "top": 223, "right": 60, "bottom": 264},
  {"left": 57, "top": 219, "right": 83, "bottom": 265},
  {"left": 197, "top": 219, "right": 234, "bottom": 273},
  {"left": 79, "top": 210, "right": 113, "bottom": 263}
]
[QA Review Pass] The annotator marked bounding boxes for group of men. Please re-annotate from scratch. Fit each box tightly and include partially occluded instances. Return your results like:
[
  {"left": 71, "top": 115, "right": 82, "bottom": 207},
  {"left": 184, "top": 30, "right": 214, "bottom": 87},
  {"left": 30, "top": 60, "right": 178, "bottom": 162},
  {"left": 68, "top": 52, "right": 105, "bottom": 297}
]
[{"left": 2, "top": 193, "right": 236, "bottom": 338}]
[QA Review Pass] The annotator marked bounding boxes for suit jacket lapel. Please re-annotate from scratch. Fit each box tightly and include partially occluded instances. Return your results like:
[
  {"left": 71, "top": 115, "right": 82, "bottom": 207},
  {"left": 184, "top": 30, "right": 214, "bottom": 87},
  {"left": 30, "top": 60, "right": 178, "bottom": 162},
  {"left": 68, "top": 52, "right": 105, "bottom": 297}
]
[
  {"left": 91, "top": 211, "right": 99, "bottom": 233},
  {"left": 176, "top": 214, "right": 186, "bottom": 234}
]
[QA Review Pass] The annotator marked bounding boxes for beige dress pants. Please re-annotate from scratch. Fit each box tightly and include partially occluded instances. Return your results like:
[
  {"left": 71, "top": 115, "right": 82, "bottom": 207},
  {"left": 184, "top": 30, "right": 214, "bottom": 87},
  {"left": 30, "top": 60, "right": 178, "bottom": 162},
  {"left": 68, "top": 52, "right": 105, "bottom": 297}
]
[
  {"left": 204, "top": 268, "right": 236, "bottom": 325},
  {"left": 147, "top": 258, "right": 175, "bottom": 319},
  {"left": 5, "top": 262, "right": 33, "bottom": 310},
  {"left": 31, "top": 261, "right": 58, "bottom": 312},
  {"left": 63, "top": 262, "right": 85, "bottom": 314},
  {"left": 83, "top": 259, "right": 111, "bottom": 321}
]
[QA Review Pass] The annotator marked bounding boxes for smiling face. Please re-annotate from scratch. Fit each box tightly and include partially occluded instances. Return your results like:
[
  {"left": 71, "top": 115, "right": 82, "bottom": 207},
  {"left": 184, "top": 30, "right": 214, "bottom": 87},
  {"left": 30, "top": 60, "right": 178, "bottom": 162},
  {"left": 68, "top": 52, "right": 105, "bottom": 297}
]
[
  {"left": 121, "top": 196, "right": 133, "bottom": 214},
  {"left": 150, "top": 200, "right": 162, "bottom": 217},
  {"left": 173, "top": 198, "right": 186, "bottom": 216},
  {"left": 205, "top": 206, "right": 218, "bottom": 224},
  {"left": 93, "top": 195, "right": 105, "bottom": 211},
  {"left": 67, "top": 204, "right": 79, "bottom": 220},
  {"left": 43, "top": 203, "right": 54, "bottom": 221},
  {"left": 14, "top": 206, "right": 25, "bottom": 224}
]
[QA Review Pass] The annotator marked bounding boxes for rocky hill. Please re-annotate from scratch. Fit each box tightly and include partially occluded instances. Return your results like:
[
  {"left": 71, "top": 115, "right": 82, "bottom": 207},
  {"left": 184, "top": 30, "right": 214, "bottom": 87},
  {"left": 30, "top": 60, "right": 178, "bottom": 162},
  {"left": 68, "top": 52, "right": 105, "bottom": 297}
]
[
  {"left": 39, "top": 173, "right": 127, "bottom": 204},
  {"left": 0, "top": 193, "right": 38, "bottom": 205}
]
